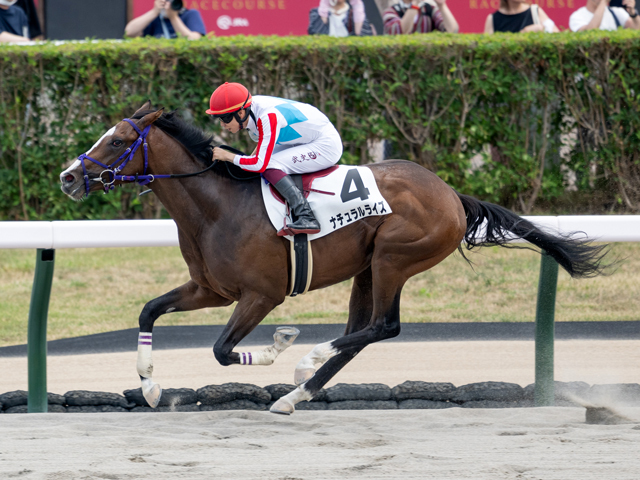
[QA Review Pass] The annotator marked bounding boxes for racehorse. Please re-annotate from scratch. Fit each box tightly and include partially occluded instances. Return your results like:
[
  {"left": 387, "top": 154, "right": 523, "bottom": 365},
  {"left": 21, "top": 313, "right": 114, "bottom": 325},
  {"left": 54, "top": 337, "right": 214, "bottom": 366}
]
[{"left": 59, "top": 103, "right": 609, "bottom": 414}]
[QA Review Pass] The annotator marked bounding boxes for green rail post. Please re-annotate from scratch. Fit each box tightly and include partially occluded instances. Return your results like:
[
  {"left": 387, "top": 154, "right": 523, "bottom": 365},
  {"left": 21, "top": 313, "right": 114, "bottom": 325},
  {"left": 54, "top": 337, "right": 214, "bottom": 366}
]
[
  {"left": 27, "top": 248, "right": 55, "bottom": 413},
  {"left": 534, "top": 251, "right": 559, "bottom": 407}
]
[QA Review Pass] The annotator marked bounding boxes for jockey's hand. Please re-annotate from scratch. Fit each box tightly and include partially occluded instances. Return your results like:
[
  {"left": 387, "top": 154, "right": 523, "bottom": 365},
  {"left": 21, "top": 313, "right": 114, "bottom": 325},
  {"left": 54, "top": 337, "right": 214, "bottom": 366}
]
[{"left": 212, "top": 147, "right": 236, "bottom": 163}]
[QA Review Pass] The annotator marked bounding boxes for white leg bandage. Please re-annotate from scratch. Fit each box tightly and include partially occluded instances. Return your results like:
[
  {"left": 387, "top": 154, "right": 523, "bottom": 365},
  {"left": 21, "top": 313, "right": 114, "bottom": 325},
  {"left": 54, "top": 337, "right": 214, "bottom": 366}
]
[
  {"left": 282, "top": 385, "right": 313, "bottom": 405},
  {"left": 270, "top": 384, "right": 313, "bottom": 415},
  {"left": 239, "top": 347, "right": 278, "bottom": 365},
  {"left": 296, "top": 341, "right": 338, "bottom": 372},
  {"left": 136, "top": 332, "right": 162, "bottom": 408},
  {"left": 136, "top": 332, "right": 153, "bottom": 377},
  {"left": 238, "top": 326, "right": 299, "bottom": 366}
]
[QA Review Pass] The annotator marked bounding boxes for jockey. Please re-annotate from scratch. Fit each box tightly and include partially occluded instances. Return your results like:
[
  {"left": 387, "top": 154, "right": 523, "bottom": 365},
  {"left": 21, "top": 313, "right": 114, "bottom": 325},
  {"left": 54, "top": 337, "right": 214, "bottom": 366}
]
[{"left": 208, "top": 82, "right": 343, "bottom": 236}]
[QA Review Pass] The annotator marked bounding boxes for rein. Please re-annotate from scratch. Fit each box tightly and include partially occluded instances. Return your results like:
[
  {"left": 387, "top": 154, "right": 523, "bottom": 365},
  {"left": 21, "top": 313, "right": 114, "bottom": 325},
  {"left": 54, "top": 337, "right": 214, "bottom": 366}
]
[{"left": 77, "top": 118, "right": 255, "bottom": 197}]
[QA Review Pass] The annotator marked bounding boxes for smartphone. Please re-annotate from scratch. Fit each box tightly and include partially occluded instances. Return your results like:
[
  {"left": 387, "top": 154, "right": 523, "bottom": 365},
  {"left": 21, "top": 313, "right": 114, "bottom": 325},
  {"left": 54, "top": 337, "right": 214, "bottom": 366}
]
[{"left": 609, "top": 0, "right": 623, "bottom": 7}]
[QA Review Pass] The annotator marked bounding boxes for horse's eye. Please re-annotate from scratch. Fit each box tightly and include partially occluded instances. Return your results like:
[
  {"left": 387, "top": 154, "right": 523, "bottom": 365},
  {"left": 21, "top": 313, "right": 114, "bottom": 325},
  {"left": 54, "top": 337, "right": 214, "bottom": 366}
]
[{"left": 112, "top": 140, "right": 123, "bottom": 147}]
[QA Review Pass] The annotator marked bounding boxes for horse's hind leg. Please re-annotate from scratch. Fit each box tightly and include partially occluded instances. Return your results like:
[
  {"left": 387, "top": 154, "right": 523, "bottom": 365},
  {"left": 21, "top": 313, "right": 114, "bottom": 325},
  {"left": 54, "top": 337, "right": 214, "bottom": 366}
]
[
  {"left": 272, "top": 229, "right": 461, "bottom": 414},
  {"left": 271, "top": 277, "right": 403, "bottom": 415},
  {"left": 138, "top": 280, "right": 232, "bottom": 407},
  {"left": 294, "top": 267, "right": 373, "bottom": 385}
]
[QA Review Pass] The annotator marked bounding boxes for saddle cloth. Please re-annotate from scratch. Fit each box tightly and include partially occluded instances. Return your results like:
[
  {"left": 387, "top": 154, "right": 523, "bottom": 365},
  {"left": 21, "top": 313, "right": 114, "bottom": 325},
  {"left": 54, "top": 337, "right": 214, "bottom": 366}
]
[{"left": 261, "top": 165, "right": 392, "bottom": 241}]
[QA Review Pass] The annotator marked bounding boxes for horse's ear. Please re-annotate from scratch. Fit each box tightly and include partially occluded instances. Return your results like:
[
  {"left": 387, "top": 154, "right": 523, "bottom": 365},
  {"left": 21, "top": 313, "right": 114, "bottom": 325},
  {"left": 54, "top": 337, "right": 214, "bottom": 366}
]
[
  {"left": 137, "top": 108, "right": 164, "bottom": 128},
  {"left": 132, "top": 100, "right": 154, "bottom": 117}
]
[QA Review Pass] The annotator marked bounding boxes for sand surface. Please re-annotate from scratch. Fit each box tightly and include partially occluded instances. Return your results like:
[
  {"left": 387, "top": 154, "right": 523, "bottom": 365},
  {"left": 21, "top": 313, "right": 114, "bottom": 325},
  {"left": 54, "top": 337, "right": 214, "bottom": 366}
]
[
  {"left": 1, "top": 408, "right": 639, "bottom": 479},
  {"left": 2, "top": 339, "right": 639, "bottom": 479}
]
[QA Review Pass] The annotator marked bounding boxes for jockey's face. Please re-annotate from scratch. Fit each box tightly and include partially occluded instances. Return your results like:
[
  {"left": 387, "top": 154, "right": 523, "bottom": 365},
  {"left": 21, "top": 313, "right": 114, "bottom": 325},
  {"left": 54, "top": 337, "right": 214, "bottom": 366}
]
[{"left": 219, "top": 109, "right": 246, "bottom": 134}]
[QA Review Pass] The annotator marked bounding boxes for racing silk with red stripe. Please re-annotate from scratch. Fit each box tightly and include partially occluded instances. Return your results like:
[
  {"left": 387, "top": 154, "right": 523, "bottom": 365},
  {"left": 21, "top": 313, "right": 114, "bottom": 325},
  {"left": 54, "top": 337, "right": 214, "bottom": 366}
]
[{"left": 232, "top": 96, "right": 337, "bottom": 173}]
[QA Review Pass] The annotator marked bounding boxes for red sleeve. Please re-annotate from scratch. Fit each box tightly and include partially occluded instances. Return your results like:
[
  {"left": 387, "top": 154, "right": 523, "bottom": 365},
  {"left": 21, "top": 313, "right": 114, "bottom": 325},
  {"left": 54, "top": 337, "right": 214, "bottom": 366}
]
[{"left": 234, "top": 113, "right": 279, "bottom": 173}]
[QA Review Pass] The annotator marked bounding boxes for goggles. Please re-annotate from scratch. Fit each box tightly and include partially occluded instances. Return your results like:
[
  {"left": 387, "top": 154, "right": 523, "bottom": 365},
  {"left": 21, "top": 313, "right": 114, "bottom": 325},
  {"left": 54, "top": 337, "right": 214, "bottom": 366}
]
[{"left": 212, "top": 112, "right": 236, "bottom": 124}]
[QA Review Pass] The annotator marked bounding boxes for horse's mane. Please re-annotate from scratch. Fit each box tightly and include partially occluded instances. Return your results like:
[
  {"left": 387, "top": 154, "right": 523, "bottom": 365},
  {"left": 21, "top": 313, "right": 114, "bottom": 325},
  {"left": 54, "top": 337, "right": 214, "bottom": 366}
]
[{"left": 131, "top": 109, "right": 257, "bottom": 180}]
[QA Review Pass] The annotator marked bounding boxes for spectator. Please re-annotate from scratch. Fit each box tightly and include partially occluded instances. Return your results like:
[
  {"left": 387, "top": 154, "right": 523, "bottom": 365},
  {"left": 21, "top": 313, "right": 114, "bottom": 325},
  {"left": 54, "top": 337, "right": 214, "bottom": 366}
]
[
  {"left": 0, "top": 0, "right": 30, "bottom": 43},
  {"left": 383, "top": 0, "right": 459, "bottom": 34},
  {"left": 485, "top": 0, "right": 559, "bottom": 33},
  {"left": 569, "top": 0, "right": 640, "bottom": 31},
  {"left": 125, "top": 0, "right": 205, "bottom": 40},
  {"left": 309, "top": 0, "right": 376, "bottom": 36},
  {"left": 15, "top": 0, "right": 40, "bottom": 39},
  {"left": 319, "top": 0, "right": 366, "bottom": 35}
]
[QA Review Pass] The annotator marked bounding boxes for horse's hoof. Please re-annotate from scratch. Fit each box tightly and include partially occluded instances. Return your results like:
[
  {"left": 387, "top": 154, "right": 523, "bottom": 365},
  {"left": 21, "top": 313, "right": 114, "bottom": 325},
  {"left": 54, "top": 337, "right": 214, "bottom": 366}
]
[
  {"left": 274, "top": 326, "right": 300, "bottom": 348},
  {"left": 294, "top": 368, "right": 315, "bottom": 386},
  {"left": 141, "top": 378, "right": 162, "bottom": 408},
  {"left": 270, "top": 398, "right": 295, "bottom": 415}
]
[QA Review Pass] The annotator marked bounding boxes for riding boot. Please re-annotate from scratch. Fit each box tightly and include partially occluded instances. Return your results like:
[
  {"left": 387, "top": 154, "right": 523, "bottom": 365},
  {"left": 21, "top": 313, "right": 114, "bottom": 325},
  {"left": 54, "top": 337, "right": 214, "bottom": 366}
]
[{"left": 273, "top": 175, "right": 321, "bottom": 236}]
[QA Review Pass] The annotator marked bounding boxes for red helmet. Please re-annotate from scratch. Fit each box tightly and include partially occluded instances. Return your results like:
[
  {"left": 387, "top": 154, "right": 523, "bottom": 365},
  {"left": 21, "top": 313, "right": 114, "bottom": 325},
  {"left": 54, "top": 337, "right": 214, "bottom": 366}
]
[{"left": 206, "top": 82, "right": 252, "bottom": 116}]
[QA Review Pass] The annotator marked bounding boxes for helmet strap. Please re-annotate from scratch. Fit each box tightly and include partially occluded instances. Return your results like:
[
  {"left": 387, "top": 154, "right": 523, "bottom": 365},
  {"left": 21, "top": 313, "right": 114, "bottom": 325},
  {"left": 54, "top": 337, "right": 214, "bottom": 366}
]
[
  {"left": 233, "top": 91, "right": 252, "bottom": 131},
  {"left": 235, "top": 105, "right": 253, "bottom": 131}
]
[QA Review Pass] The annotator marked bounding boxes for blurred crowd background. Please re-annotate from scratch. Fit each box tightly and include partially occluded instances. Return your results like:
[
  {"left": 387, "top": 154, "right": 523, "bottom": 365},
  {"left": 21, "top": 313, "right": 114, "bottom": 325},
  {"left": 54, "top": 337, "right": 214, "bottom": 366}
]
[{"left": 5, "top": 0, "right": 640, "bottom": 42}]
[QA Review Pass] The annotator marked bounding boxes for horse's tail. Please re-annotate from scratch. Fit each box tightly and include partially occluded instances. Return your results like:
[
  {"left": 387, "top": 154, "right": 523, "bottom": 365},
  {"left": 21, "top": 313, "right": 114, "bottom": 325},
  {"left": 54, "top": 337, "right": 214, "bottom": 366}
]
[{"left": 455, "top": 192, "right": 610, "bottom": 279}]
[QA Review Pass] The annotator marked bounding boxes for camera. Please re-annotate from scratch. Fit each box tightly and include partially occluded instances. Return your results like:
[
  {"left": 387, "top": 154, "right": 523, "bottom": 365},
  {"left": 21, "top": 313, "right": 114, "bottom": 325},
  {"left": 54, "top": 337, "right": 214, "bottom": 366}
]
[{"left": 170, "top": 0, "right": 183, "bottom": 10}]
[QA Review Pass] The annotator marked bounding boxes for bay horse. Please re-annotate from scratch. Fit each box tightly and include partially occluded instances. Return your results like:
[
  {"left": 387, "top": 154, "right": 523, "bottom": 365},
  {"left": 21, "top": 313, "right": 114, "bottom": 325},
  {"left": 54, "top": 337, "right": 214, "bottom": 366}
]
[{"left": 59, "top": 103, "right": 608, "bottom": 414}]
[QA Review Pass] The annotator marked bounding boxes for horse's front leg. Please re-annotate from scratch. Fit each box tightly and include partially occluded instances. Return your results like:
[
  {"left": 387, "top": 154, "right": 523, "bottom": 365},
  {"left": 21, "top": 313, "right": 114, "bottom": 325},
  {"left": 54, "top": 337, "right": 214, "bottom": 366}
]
[
  {"left": 138, "top": 280, "right": 232, "bottom": 407},
  {"left": 212, "top": 291, "right": 297, "bottom": 367}
]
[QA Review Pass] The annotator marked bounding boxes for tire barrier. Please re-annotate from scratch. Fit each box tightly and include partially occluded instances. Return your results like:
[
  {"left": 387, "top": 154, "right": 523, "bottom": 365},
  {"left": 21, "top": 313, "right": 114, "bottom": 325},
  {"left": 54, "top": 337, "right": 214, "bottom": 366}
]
[{"left": 1, "top": 381, "right": 639, "bottom": 414}]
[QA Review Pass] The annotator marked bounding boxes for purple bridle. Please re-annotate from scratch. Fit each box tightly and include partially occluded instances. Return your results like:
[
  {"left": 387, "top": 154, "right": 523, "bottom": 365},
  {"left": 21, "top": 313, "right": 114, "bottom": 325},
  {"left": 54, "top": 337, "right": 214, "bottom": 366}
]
[{"left": 77, "top": 118, "right": 172, "bottom": 197}]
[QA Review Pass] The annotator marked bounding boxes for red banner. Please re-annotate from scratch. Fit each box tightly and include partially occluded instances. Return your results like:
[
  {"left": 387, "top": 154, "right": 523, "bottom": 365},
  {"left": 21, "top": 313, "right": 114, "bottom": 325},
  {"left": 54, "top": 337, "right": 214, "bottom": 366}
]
[{"left": 133, "top": 0, "right": 578, "bottom": 36}]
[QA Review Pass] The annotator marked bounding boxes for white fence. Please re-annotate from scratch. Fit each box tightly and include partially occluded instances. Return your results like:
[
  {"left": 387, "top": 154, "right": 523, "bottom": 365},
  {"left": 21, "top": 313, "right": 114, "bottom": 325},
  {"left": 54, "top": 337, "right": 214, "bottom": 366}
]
[
  {"left": 0, "top": 215, "right": 640, "bottom": 249},
  {"left": 1, "top": 216, "right": 639, "bottom": 249}
]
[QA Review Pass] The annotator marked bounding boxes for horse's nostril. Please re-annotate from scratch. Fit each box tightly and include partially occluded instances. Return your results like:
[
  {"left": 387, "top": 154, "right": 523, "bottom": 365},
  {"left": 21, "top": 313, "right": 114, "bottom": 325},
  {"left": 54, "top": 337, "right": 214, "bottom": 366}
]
[{"left": 65, "top": 174, "right": 74, "bottom": 183}]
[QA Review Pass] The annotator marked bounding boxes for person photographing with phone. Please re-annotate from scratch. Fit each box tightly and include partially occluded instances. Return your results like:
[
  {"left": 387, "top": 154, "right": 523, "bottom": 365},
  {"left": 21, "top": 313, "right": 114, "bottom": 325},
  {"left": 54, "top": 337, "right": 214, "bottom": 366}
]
[
  {"left": 125, "top": 0, "right": 206, "bottom": 39},
  {"left": 569, "top": 0, "right": 640, "bottom": 30}
]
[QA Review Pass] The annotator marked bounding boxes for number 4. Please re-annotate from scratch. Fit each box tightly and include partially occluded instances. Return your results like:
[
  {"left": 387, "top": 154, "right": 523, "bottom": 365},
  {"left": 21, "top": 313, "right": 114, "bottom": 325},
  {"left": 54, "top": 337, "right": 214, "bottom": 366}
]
[{"left": 340, "top": 169, "right": 370, "bottom": 203}]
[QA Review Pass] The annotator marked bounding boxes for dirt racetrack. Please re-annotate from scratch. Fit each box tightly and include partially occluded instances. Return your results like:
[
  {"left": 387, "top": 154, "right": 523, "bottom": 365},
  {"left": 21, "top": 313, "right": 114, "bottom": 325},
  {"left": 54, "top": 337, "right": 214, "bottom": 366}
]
[
  {"left": 1, "top": 407, "right": 639, "bottom": 479},
  {"left": 1, "top": 339, "right": 639, "bottom": 479}
]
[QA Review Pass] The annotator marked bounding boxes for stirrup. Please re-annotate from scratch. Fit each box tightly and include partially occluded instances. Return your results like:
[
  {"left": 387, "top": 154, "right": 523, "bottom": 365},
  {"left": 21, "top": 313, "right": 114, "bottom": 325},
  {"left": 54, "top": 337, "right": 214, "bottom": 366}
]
[
  {"left": 278, "top": 226, "right": 294, "bottom": 237},
  {"left": 287, "top": 225, "right": 321, "bottom": 235},
  {"left": 277, "top": 225, "right": 320, "bottom": 236}
]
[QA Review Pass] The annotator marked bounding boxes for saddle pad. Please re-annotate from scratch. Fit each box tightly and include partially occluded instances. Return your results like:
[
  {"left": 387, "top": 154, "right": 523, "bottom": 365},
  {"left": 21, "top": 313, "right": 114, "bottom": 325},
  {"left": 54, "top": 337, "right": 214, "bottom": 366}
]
[{"left": 261, "top": 165, "right": 392, "bottom": 241}]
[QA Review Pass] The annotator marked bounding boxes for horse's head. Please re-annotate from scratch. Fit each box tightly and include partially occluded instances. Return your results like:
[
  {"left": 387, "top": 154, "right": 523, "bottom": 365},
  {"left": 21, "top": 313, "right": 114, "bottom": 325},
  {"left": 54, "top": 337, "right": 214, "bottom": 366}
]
[{"left": 60, "top": 102, "right": 163, "bottom": 200}]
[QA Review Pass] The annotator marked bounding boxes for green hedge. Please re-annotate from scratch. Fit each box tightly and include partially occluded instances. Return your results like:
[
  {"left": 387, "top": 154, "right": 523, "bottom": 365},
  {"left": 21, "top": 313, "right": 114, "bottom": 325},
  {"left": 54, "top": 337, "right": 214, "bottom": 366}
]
[{"left": 1, "top": 32, "right": 639, "bottom": 220}]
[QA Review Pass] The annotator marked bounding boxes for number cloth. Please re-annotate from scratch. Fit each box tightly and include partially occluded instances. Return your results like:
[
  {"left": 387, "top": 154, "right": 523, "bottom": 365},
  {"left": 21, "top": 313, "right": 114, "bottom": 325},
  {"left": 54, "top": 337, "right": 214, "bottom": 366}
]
[
  {"left": 261, "top": 165, "right": 392, "bottom": 241},
  {"left": 232, "top": 96, "right": 343, "bottom": 174}
]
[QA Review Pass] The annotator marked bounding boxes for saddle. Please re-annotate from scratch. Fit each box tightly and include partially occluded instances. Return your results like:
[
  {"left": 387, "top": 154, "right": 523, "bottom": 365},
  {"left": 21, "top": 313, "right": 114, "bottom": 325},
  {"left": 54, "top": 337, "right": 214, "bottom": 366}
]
[{"left": 268, "top": 166, "right": 339, "bottom": 203}]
